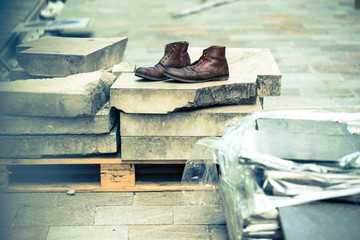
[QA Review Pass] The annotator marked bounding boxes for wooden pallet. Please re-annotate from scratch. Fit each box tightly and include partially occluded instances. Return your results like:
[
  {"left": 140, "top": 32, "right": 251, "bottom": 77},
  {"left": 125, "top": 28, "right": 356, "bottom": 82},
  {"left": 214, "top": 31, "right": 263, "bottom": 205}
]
[{"left": 0, "top": 156, "right": 198, "bottom": 192}]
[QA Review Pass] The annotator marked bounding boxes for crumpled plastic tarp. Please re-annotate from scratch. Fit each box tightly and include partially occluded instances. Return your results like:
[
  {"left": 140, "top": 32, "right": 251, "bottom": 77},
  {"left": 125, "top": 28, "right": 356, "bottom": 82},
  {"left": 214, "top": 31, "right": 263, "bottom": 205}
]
[{"left": 181, "top": 110, "right": 360, "bottom": 240}]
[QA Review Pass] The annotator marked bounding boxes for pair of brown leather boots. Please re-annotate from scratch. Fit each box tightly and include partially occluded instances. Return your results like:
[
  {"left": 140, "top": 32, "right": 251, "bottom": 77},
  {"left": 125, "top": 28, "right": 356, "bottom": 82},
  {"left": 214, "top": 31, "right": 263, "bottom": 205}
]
[{"left": 135, "top": 41, "right": 229, "bottom": 83}]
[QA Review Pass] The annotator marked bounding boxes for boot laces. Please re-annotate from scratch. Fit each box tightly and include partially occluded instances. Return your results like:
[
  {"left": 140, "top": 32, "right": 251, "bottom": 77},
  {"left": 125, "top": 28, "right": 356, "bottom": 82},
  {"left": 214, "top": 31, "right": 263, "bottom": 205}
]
[
  {"left": 193, "top": 50, "right": 208, "bottom": 69},
  {"left": 161, "top": 44, "right": 177, "bottom": 64}
]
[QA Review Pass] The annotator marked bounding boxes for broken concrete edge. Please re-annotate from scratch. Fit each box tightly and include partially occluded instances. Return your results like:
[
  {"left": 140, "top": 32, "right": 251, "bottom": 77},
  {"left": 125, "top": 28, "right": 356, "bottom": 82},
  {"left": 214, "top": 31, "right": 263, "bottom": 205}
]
[
  {"left": 256, "top": 74, "right": 282, "bottom": 97},
  {"left": 119, "top": 98, "right": 261, "bottom": 137},
  {"left": 0, "top": 70, "right": 117, "bottom": 117}
]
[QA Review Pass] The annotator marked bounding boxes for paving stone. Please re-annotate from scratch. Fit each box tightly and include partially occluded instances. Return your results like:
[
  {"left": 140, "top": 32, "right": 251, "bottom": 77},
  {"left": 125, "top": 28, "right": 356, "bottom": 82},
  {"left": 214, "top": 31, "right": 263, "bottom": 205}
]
[
  {"left": 15, "top": 206, "right": 95, "bottom": 226},
  {"left": 0, "top": 227, "right": 49, "bottom": 240},
  {"left": 0, "top": 71, "right": 116, "bottom": 117},
  {"left": 120, "top": 100, "right": 261, "bottom": 137},
  {"left": 55, "top": 192, "right": 133, "bottom": 206},
  {"left": 95, "top": 206, "right": 173, "bottom": 225},
  {"left": 0, "top": 206, "right": 18, "bottom": 227},
  {"left": 134, "top": 191, "right": 221, "bottom": 206},
  {"left": 209, "top": 225, "right": 229, "bottom": 240},
  {"left": 0, "top": 123, "right": 119, "bottom": 158},
  {"left": 111, "top": 48, "right": 280, "bottom": 114},
  {"left": 47, "top": 226, "right": 128, "bottom": 240},
  {"left": 121, "top": 136, "right": 202, "bottom": 161},
  {"left": 0, "top": 193, "right": 60, "bottom": 207},
  {"left": 16, "top": 36, "right": 128, "bottom": 77},
  {"left": 174, "top": 205, "right": 226, "bottom": 225},
  {"left": 129, "top": 225, "right": 210, "bottom": 240},
  {"left": 256, "top": 118, "right": 350, "bottom": 135},
  {"left": 0, "top": 102, "right": 118, "bottom": 135}
]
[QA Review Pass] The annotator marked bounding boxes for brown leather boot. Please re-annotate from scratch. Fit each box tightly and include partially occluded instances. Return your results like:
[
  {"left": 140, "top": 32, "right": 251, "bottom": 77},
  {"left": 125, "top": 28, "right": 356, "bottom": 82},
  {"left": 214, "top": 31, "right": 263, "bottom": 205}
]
[
  {"left": 135, "top": 41, "right": 191, "bottom": 81},
  {"left": 163, "top": 46, "right": 229, "bottom": 83}
]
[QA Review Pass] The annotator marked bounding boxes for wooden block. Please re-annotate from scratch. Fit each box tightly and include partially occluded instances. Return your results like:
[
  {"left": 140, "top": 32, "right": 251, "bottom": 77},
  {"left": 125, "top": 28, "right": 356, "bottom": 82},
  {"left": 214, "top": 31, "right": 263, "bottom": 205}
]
[
  {"left": 100, "top": 164, "right": 135, "bottom": 188},
  {"left": 0, "top": 166, "right": 10, "bottom": 189}
]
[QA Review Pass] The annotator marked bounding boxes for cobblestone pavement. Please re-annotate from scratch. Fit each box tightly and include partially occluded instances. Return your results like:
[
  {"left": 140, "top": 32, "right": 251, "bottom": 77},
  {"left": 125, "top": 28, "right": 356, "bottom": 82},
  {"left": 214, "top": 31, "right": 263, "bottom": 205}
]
[{"left": 0, "top": 0, "right": 360, "bottom": 239}]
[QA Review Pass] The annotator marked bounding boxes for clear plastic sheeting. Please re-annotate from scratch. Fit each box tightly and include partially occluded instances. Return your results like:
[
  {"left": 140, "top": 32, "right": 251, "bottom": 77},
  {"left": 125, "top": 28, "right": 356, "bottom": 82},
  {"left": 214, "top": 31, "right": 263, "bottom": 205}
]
[{"left": 181, "top": 110, "right": 360, "bottom": 240}]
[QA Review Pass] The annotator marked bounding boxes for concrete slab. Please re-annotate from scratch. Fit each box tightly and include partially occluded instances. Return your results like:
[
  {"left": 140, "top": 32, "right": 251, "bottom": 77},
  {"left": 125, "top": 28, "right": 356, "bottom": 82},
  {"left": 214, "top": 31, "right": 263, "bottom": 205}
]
[
  {"left": 120, "top": 136, "right": 202, "bottom": 161},
  {"left": 0, "top": 71, "right": 116, "bottom": 117},
  {"left": 111, "top": 73, "right": 256, "bottom": 114},
  {"left": 0, "top": 123, "right": 119, "bottom": 158},
  {"left": 120, "top": 100, "right": 262, "bottom": 137},
  {"left": 0, "top": 102, "right": 118, "bottom": 135},
  {"left": 16, "top": 36, "right": 128, "bottom": 77},
  {"left": 55, "top": 192, "right": 133, "bottom": 206},
  {"left": 110, "top": 47, "right": 280, "bottom": 114}
]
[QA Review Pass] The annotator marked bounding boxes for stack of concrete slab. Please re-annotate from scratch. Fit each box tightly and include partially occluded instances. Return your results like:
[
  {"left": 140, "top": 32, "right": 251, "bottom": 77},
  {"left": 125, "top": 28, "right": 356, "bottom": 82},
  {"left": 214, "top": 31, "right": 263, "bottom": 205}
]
[
  {"left": 110, "top": 47, "right": 281, "bottom": 162},
  {"left": 0, "top": 36, "right": 128, "bottom": 158}
]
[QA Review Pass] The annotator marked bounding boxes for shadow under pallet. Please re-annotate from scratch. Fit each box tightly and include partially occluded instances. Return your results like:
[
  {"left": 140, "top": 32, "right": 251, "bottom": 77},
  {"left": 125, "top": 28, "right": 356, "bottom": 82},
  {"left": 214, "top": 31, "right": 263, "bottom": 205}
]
[{"left": 0, "top": 154, "right": 201, "bottom": 192}]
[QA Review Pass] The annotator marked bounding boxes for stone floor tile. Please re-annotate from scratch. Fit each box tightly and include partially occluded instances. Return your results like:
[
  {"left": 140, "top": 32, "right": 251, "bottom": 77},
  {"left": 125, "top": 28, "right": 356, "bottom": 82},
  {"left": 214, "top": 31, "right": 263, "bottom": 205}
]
[
  {"left": 95, "top": 206, "right": 173, "bottom": 225},
  {"left": 15, "top": 206, "right": 95, "bottom": 227},
  {"left": 0, "top": 206, "right": 18, "bottom": 227},
  {"left": 174, "top": 206, "right": 225, "bottom": 225},
  {"left": 333, "top": 97, "right": 360, "bottom": 108},
  {"left": 0, "top": 193, "right": 60, "bottom": 207},
  {"left": 55, "top": 192, "right": 133, "bottom": 207},
  {"left": 134, "top": 191, "right": 221, "bottom": 206},
  {"left": 46, "top": 226, "right": 128, "bottom": 240},
  {"left": 0, "top": 227, "right": 49, "bottom": 240},
  {"left": 209, "top": 225, "right": 229, "bottom": 240},
  {"left": 129, "top": 225, "right": 210, "bottom": 240}
]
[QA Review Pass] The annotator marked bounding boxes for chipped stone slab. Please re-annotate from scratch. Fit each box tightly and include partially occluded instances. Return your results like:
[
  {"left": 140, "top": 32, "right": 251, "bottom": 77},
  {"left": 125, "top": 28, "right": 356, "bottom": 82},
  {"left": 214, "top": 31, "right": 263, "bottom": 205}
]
[
  {"left": 0, "top": 124, "right": 119, "bottom": 158},
  {"left": 188, "top": 47, "right": 281, "bottom": 97},
  {"left": 111, "top": 73, "right": 256, "bottom": 114},
  {"left": 120, "top": 99, "right": 262, "bottom": 137},
  {"left": 0, "top": 103, "right": 118, "bottom": 135},
  {"left": 0, "top": 71, "right": 116, "bottom": 117},
  {"left": 16, "top": 36, "right": 128, "bottom": 77},
  {"left": 121, "top": 136, "right": 202, "bottom": 161},
  {"left": 111, "top": 47, "right": 280, "bottom": 114}
]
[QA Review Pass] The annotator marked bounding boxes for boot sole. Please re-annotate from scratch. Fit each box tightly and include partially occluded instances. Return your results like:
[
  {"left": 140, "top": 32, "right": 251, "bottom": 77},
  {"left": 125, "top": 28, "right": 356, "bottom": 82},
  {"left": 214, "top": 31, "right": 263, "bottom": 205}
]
[
  {"left": 135, "top": 72, "right": 169, "bottom": 81},
  {"left": 163, "top": 72, "right": 229, "bottom": 83}
]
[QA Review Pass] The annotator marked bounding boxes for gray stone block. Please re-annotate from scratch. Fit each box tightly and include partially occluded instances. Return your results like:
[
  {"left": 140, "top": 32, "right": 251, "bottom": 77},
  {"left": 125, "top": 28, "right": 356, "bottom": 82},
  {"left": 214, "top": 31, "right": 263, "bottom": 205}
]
[
  {"left": 111, "top": 62, "right": 136, "bottom": 77},
  {"left": 0, "top": 71, "right": 116, "bottom": 117},
  {"left": 121, "top": 136, "right": 202, "bottom": 161},
  {"left": 16, "top": 36, "right": 128, "bottom": 77},
  {"left": 111, "top": 47, "right": 280, "bottom": 114},
  {"left": 0, "top": 123, "right": 119, "bottom": 158},
  {"left": 0, "top": 227, "right": 49, "bottom": 240},
  {"left": 120, "top": 100, "right": 262, "bottom": 137},
  {"left": 0, "top": 102, "right": 118, "bottom": 135}
]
